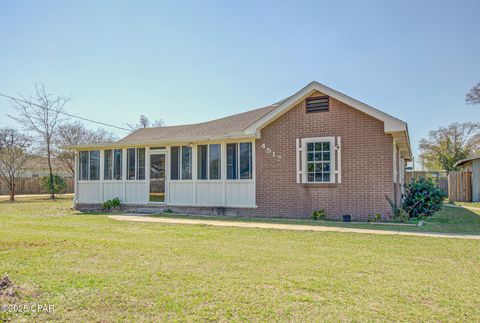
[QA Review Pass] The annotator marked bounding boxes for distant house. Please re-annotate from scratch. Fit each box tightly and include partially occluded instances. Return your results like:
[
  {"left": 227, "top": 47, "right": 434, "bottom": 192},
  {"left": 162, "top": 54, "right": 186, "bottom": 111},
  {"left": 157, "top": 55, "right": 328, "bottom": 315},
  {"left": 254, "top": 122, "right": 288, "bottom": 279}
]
[
  {"left": 62, "top": 81, "right": 412, "bottom": 220},
  {"left": 22, "top": 157, "right": 72, "bottom": 178},
  {"left": 0, "top": 157, "right": 73, "bottom": 195},
  {"left": 454, "top": 156, "right": 480, "bottom": 202}
]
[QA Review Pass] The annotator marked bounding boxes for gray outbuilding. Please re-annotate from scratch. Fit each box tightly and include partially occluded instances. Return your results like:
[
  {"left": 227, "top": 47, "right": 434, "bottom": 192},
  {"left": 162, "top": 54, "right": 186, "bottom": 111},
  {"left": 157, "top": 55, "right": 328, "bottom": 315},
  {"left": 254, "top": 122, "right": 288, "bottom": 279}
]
[{"left": 454, "top": 156, "right": 480, "bottom": 202}]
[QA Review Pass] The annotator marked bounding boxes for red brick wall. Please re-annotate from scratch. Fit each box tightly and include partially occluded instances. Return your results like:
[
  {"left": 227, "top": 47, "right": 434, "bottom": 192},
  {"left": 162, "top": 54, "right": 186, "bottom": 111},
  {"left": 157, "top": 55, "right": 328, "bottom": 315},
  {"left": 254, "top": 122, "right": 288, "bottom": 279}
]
[{"left": 254, "top": 91, "right": 395, "bottom": 220}]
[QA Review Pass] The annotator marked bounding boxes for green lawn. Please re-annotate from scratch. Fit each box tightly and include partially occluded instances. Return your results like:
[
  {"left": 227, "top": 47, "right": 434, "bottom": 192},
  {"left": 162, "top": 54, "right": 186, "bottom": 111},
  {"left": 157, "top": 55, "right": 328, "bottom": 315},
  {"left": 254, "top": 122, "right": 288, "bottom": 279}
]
[
  {"left": 150, "top": 205, "right": 480, "bottom": 235},
  {"left": 1, "top": 197, "right": 480, "bottom": 321}
]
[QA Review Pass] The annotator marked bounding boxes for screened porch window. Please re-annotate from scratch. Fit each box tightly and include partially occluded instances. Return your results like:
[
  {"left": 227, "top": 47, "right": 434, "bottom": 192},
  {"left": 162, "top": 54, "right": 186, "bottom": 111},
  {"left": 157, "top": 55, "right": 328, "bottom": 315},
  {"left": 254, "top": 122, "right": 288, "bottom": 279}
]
[
  {"left": 170, "top": 146, "right": 192, "bottom": 180},
  {"left": 78, "top": 150, "right": 100, "bottom": 181},
  {"left": 227, "top": 142, "right": 252, "bottom": 180},
  {"left": 113, "top": 149, "right": 122, "bottom": 180},
  {"left": 127, "top": 148, "right": 146, "bottom": 180},
  {"left": 226, "top": 143, "right": 238, "bottom": 179},
  {"left": 197, "top": 144, "right": 221, "bottom": 180},
  {"left": 104, "top": 150, "right": 113, "bottom": 180}
]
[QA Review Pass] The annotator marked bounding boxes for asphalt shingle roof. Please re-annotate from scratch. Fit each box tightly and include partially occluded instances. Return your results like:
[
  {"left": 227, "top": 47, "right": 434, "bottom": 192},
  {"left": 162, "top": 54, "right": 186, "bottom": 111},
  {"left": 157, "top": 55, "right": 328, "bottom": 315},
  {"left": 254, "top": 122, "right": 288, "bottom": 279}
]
[{"left": 118, "top": 104, "right": 277, "bottom": 143}]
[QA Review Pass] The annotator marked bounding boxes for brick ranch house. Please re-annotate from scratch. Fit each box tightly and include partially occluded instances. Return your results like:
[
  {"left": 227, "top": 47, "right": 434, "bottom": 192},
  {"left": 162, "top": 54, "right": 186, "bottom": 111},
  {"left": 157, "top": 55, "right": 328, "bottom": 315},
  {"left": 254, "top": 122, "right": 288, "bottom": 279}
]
[{"left": 63, "top": 81, "right": 412, "bottom": 220}]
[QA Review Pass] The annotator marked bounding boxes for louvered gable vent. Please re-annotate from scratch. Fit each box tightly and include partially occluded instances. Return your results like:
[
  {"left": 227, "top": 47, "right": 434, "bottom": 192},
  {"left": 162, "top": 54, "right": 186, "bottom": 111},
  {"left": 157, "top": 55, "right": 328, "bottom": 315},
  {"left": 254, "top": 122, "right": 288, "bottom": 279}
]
[{"left": 306, "top": 96, "right": 329, "bottom": 113}]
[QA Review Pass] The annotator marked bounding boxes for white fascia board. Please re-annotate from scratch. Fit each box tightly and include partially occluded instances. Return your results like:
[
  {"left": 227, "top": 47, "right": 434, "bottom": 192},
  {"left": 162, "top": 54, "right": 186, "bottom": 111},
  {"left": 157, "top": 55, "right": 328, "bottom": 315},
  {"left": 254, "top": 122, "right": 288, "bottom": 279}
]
[
  {"left": 60, "top": 133, "right": 257, "bottom": 150},
  {"left": 244, "top": 82, "right": 318, "bottom": 134}
]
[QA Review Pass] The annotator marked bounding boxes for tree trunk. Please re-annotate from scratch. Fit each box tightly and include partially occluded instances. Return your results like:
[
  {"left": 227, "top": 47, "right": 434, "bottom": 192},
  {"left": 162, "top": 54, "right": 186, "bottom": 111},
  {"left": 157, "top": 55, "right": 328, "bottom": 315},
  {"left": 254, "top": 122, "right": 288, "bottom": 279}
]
[
  {"left": 9, "top": 179, "right": 15, "bottom": 202},
  {"left": 46, "top": 142, "right": 55, "bottom": 200}
]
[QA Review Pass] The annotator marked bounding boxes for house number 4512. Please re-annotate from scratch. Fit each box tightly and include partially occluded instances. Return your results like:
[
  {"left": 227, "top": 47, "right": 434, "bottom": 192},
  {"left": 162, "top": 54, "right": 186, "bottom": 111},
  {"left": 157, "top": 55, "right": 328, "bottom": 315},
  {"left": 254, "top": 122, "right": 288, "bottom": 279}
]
[{"left": 260, "top": 143, "right": 281, "bottom": 162}]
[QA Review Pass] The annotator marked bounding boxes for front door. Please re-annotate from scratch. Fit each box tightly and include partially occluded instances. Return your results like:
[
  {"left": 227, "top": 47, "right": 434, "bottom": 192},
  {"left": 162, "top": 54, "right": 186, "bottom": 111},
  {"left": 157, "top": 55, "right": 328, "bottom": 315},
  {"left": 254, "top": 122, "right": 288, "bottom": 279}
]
[{"left": 149, "top": 153, "right": 166, "bottom": 203}]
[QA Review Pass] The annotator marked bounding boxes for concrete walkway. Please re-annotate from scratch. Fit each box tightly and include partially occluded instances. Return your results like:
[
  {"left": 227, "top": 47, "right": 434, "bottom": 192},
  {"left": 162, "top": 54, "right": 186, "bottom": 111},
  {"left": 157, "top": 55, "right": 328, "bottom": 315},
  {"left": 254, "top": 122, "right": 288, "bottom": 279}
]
[
  {"left": 108, "top": 215, "right": 480, "bottom": 240},
  {"left": 0, "top": 193, "right": 74, "bottom": 199},
  {"left": 444, "top": 204, "right": 480, "bottom": 212}
]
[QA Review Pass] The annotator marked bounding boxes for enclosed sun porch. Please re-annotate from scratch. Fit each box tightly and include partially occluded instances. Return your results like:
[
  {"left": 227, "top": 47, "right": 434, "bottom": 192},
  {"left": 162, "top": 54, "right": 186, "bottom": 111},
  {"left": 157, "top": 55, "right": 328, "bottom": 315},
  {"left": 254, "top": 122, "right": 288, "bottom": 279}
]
[{"left": 71, "top": 140, "right": 256, "bottom": 209}]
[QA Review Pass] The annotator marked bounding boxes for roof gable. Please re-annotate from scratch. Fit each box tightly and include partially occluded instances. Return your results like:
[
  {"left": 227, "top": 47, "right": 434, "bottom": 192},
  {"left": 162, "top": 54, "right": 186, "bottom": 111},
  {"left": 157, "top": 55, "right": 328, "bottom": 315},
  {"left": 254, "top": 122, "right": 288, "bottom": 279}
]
[{"left": 244, "top": 81, "right": 407, "bottom": 134}]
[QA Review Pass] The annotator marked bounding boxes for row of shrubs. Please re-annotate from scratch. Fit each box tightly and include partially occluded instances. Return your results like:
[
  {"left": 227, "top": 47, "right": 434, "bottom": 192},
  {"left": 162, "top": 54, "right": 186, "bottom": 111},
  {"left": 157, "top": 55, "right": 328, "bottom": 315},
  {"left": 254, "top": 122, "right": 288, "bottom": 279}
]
[
  {"left": 96, "top": 177, "right": 447, "bottom": 220},
  {"left": 311, "top": 177, "right": 446, "bottom": 223}
]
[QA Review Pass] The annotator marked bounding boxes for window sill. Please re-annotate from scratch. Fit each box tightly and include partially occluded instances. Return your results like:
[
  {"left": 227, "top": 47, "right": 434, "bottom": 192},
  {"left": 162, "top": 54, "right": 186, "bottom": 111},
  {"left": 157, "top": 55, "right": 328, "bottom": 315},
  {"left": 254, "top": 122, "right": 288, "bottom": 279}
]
[{"left": 301, "top": 183, "right": 338, "bottom": 188}]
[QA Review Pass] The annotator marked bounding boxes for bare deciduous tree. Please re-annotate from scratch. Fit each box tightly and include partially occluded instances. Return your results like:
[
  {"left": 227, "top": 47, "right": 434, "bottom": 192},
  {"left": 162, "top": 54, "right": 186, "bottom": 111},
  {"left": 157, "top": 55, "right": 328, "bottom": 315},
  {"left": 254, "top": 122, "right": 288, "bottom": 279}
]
[
  {"left": 55, "top": 122, "right": 117, "bottom": 176},
  {"left": 127, "top": 114, "right": 165, "bottom": 131},
  {"left": 0, "top": 128, "right": 31, "bottom": 202},
  {"left": 466, "top": 81, "right": 480, "bottom": 105},
  {"left": 419, "top": 122, "right": 480, "bottom": 171},
  {"left": 9, "top": 84, "right": 70, "bottom": 199}
]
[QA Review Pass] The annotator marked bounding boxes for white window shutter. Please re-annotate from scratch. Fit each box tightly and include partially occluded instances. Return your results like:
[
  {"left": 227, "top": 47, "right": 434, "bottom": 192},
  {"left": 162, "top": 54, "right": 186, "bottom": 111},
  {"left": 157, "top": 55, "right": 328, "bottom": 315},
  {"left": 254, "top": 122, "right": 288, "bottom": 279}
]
[
  {"left": 296, "top": 138, "right": 302, "bottom": 183},
  {"left": 335, "top": 136, "right": 342, "bottom": 183}
]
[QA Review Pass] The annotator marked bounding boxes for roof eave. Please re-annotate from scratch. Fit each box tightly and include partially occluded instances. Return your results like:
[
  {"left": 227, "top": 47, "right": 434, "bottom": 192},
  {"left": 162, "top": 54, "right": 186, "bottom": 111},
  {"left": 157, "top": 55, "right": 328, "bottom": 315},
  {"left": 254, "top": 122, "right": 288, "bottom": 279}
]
[
  {"left": 60, "top": 132, "right": 257, "bottom": 150},
  {"left": 454, "top": 156, "right": 480, "bottom": 167}
]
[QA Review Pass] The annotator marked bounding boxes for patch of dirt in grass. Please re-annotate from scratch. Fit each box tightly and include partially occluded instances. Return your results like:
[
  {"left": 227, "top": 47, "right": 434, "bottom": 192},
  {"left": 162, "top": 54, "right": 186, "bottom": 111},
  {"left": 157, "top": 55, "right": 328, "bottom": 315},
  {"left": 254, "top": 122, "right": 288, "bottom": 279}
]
[
  {"left": 0, "top": 239, "right": 74, "bottom": 249},
  {"left": 0, "top": 276, "right": 19, "bottom": 299},
  {"left": 0, "top": 275, "right": 39, "bottom": 301}
]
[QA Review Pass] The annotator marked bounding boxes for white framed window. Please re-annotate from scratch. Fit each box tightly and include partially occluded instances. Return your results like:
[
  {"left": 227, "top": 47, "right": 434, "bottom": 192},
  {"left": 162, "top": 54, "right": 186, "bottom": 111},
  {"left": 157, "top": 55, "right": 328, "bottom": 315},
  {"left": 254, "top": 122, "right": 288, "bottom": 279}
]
[
  {"left": 126, "top": 148, "right": 146, "bottom": 180},
  {"left": 79, "top": 150, "right": 100, "bottom": 181},
  {"left": 104, "top": 149, "right": 123, "bottom": 180},
  {"left": 226, "top": 142, "right": 252, "bottom": 180},
  {"left": 297, "top": 137, "right": 340, "bottom": 184},
  {"left": 197, "top": 144, "right": 221, "bottom": 180},
  {"left": 170, "top": 146, "right": 192, "bottom": 180}
]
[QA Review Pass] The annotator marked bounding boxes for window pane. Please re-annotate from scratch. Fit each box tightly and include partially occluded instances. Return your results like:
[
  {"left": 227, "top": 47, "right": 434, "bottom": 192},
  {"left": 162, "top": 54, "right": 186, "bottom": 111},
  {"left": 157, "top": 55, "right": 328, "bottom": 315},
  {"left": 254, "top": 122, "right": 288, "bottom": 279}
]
[
  {"left": 89, "top": 150, "right": 100, "bottom": 180},
  {"left": 307, "top": 163, "right": 314, "bottom": 172},
  {"left": 322, "top": 173, "right": 330, "bottom": 182},
  {"left": 323, "top": 162, "right": 330, "bottom": 172},
  {"left": 307, "top": 143, "right": 314, "bottom": 152},
  {"left": 209, "top": 144, "right": 221, "bottom": 180},
  {"left": 308, "top": 173, "right": 314, "bottom": 182},
  {"left": 307, "top": 152, "right": 314, "bottom": 161},
  {"left": 322, "top": 142, "right": 330, "bottom": 151},
  {"left": 127, "top": 148, "right": 136, "bottom": 180},
  {"left": 104, "top": 150, "right": 112, "bottom": 180},
  {"left": 113, "top": 149, "right": 122, "bottom": 180},
  {"left": 240, "top": 143, "right": 252, "bottom": 179},
  {"left": 315, "top": 142, "right": 322, "bottom": 151},
  {"left": 197, "top": 145, "right": 208, "bottom": 180},
  {"left": 171, "top": 146, "right": 179, "bottom": 180},
  {"left": 137, "top": 148, "right": 145, "bottom": 180},
  {"left": 323, "top": 152, "right": 330, "bottom": 161},
  {"left": 79, "top": 151, "right": 88, "bottom": 180},
  {"left": 181, "top": 146, "right": 192, "bottom": 180},
  {"left": 227, "top": 143, "right": 238, "bottom": 179},
  {"left": 315, "top": 173, "right": 322, "bottom": 182}
]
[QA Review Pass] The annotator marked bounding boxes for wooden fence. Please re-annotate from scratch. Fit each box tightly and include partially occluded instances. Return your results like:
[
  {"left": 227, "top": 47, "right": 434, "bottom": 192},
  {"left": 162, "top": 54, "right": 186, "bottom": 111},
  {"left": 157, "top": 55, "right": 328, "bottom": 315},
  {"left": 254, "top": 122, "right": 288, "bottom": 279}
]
[
  {"left": 0, "top": 177, "right": 74, "bottom": 195},
  {"left": 405, "top": 171, "right": 448, "bottom": 195},
  {"left": 448, "top": 171, "right": 472, "bottom": 202}
]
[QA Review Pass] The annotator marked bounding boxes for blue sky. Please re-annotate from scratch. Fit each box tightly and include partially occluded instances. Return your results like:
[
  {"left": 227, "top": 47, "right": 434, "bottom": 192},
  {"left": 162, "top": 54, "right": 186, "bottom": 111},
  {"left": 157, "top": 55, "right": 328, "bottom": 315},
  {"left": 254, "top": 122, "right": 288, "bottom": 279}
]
[{"left": 0, "top": 0, "right": 479, "bottom": 163}]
